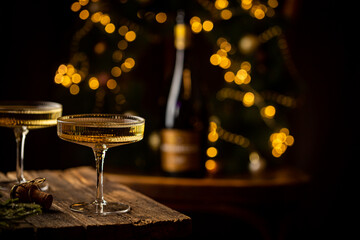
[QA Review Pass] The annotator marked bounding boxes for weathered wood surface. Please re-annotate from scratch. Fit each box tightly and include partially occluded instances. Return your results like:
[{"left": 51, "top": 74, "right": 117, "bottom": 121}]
[{"left": 0, "top": 166, "right": 192, "bottom": 240}]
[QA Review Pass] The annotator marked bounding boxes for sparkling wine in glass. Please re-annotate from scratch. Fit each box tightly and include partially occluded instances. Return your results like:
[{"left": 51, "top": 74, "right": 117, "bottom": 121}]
[
  {"left": 57, "top": 114, "right": 145, "bottom": 215},
  {"left": 0, "top": 101, "right": 63, "bottom": 189}
]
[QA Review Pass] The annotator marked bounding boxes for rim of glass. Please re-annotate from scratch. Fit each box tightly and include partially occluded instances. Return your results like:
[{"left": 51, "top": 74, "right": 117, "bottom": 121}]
[
  {"left": 0, "top": 101, "right": 62, "bottom": 112},
  {"left": 57, "top": 114, "right": 145, "bottom": 126}
]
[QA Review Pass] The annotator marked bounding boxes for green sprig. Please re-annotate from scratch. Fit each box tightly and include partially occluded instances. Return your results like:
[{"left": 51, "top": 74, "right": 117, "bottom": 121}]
[{"left": 0, "top": 198, "right": 42, "bottom": 230}]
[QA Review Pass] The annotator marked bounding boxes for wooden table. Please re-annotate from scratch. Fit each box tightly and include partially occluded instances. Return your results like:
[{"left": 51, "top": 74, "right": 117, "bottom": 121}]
[
  {"left": 0, "top": 167, "right": 192, "bottom": 240},
  {"left": 107, "top": 167, "right": 310, "bottom": 240}
]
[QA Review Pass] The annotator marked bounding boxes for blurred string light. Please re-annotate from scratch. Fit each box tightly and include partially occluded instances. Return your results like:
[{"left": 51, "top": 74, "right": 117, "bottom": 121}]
[
  {"left": 55, "top": 0, "right": 140, "bottom": 107},
  {"left": 202, "top": 0, "right": 296, "bottom": 163},
  {"left": 56, "top": 0, "right": 297, "bottom": 169}
]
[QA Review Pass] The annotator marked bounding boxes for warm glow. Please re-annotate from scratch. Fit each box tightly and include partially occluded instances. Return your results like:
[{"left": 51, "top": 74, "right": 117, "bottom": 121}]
[
  {"left": 89, "top": 77, "right": 99, "bottom": 90},
  {"left": 261, "top": 105, "right": 276, "bottom": 118},
  {"left": 254, "top": 8, "right": 265, "bottom": 19},
  {"left": 61, "top": 76, "right": 72, "bottom": 87},
  {"left": 220, "top": 41, "right": 231, "bottom": 52},
  {"left": 236, "top": 69, "right": 248, "bottom": 81},
  {"left": 118, "top": 25, "right": 128, "bottom": 36},
  {"left": 219, "top": 57, "right": 231, "bottom": 69},
  {"left": 69, "top": 84, "right": 80, "bottom": 95},
  {"left": 268, "top": 0, "right": 278, "bottom": 8},
  {"left": 124, "top": 58, "right": 135, "bottom": 69},
  {"left": 91, "top": 12, "right": 102, "bottom": 23},
  {"left": 111, "top": 66, "right": 122, "bottom": 77},
  {"left": 207, "top": 147, "right": 218, "bottom": 158},
  {"left": 71, "top": 2, "right": 81, "bottom": 12},
  {"left": 100, "top": 14, "right": 111, "bottom": 25},
  {"left": 155, "top": 12, "right": 167, "bottom": 23},
  {"left": 210, "top": 54, "right": 221, "bottom": 65},
  {"left": 79, "top": 10, "right": 89, "bottom": 20},
  {"left": 58, "top": 64, "right": 67, "bottom": 75},
  {"left": 191, "top": 22, "right": 202, "bottom": 33},
  {"left": 243, "top": 92, "right": 255, "bottom": 107},
  {"left": 54, "top": 73, "right": 63, "bottom": 84},
  {"left": 105, "top": 23, "right": 115, "bottom": 33},
  {"left": 224, "top": 71, "right": 235, "bottom": 82},
  {"left": 285, "top": 135, "right": 294, "bottom": 146},
  {"left": 106, "top": 79, "right": 117, "bottom": 90},
  {"left": 202, "top": 20, "right": 214, "bottom": 32},
  {"left": 190, "top": 16, "right": 201, "bottom": 25},
  {"left": 270, "top": 129, "right": 294, "bottom": 157},
  {"left": 215, "top": 0, "right": 229, "bottom": 10},
  {"left": 125, "top": 31, "right": 136, "bottom": 42},
  {"left": 205, "top": 159, "right": 217, "bottom": 171},
  {"left": 71, "top": 73, "right": 82, "bottom": 83},
  {"left": 79, "top": 0, "right": 89, "bottom": 6},
  {"left": 220, "top": 9, "right": 232, "bottom": 20},
  {"left": 208, "top": 131, "right": 219, "bottom": 142},
  {"left": 241, "top": 61, "right": 251, "bottom": 72}
]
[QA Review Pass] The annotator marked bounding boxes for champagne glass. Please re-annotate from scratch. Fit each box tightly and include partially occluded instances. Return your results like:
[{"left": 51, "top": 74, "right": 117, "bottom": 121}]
[
  {"left": 0, "top": 101, "right": 63, "bottom": 190},
  {"left": 57, "top": 114, "right": 145, "bottom": 215}
]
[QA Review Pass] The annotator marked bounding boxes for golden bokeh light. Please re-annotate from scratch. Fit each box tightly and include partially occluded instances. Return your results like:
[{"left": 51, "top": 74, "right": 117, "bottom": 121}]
[
  {"left": 207, "top": 147, "right": 218, "bottom": 158},
  {"left": 205, "top": 159, "right": 217, "bottom": 171},
  {"left": 71, "top": 73, "right": 82, "bottom": 84},
  {"left": 243, "top": 92, "right": 255, "bottom": 107},
  {"left": 61, "top": 76, "right": 72, "bottom": 87},
  {"left": 105, "top": 23, "right": 115, "bottom": 33},
  {"left": 190, "top": 16, "right": 201, "bottom": 25},
  {"left": 155, "top": 12, "right": 167, "bottom": 23},
  {"left": 89, "top": 77, "right": 99, "bottom": 90},
  {"left": 191, "top": 22, "right": 202, "bottom": 33},
  {"left": 224, "top": 71, "right": 235, "bottom": 82},
  {"left": 220, "top": 9, "right": 232, "bottom": 20},
  {"left": 91, "top": 12, "right": 102, "bottom": 23},
  {"left": 202, "top": 20, "right": 214, "bottom": 32},
  {"left": 58, "top": 64, "right": 67, "bottom": 75},
  {"left": 69, "top": 84, "right": 80, "bottom": 95},
  {"left": 71, "top": 2, "right": 81, "bottom": 12},
  {"left": 106, "top": 79, "right": 117, "bottom": 90},
  {"left": 124, "top": 58, "right": 135, "bottom": 69},
  {"left": 79, "top": 10, "right": 89, "bottom": 20},
  {"left": 269, "top": 129, "right": 294, "bottom": 157},
  {"left": 125, "top": 31, "right": 136, "bottom": 42},
  {"left": 210, "top": 54, "right": 221, "bottom": 65},
  {"left": 100, "top": 14, "right": 111, "bottom": 25},
  {"left": 215, "top": 0, "right": 229, "bottom": 10},
  {"left": 118, "top": 25, "right": 128, "bottom": 36},
  {"left": 79, "top": 0, "right": 89, "bottom": 6},
  {"left": 111, "top": 66, "right": 122, "bottom": 77},
  {"left": 54, "top": 73, "right": 63, "bottom": 84},
  {"left": 261, "top": 105, "right": 276, "bottom": 118}
]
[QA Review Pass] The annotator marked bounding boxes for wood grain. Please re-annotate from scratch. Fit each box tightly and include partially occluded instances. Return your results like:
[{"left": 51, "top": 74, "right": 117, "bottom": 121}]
[{"left": 0, "top": 167, "right": 192, "bottom": 240}]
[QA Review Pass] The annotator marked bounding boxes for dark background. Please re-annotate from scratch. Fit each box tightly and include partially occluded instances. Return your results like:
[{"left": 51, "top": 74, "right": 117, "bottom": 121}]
[{"left": 0, "top": 1, "right": 357, "bottom": 239}]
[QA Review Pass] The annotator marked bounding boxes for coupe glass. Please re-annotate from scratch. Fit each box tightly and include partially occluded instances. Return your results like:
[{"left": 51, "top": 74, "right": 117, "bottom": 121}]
[
  {"left": 0, "top": 101, "right": 62, "bottom": 190},
  {"left": 57, "top": 114, "right": 145, "bottom": 215}
]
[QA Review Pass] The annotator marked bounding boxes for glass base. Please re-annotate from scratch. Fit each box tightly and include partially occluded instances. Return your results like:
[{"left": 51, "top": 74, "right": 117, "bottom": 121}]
[{"left": 70, "top": 201, "right": 131, "bottom": 215}]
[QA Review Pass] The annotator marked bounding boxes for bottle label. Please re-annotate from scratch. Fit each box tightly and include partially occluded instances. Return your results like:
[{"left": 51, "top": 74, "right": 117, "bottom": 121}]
[{"left": 160, "top": 129, "right": 201, "bottom": 173}]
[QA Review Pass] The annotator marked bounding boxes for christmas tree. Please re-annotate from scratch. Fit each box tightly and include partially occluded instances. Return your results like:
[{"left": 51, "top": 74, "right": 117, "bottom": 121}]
[{"left": 54, "top": 0, "right": 300, "bottom": 176}]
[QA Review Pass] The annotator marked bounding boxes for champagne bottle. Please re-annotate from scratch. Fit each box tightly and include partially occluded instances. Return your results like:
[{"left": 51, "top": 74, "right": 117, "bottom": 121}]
[{"left": 160, "top": 10, "right": 208, "bottom": 177}]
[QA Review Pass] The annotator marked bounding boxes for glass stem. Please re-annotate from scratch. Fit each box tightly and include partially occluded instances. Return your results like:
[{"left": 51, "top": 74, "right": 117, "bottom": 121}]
[
  {"left": 14, "top": 126, "right": 29, "bottom": 183},
  {"left": 93, "top": 145, "right": 108, "bottom": 207}
]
